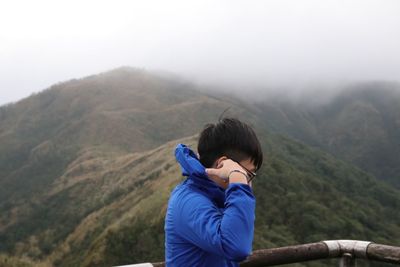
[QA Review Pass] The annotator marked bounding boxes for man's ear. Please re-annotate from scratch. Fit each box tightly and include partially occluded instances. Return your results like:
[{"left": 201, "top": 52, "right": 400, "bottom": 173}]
[{"left": 215, "top": 156, "right": 228, "bottom": 168}]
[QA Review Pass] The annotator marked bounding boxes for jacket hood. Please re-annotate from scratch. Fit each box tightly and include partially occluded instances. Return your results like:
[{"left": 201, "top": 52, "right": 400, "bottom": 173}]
[
  {"left": 175, "top": 143, "right": 208, "bottom": 179},
  {"left": 175, "top": 143, "right": 225, "bottom": 207}
]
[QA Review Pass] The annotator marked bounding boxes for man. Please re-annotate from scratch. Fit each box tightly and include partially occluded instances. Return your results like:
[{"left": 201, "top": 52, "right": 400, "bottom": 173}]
[{"left": 165, "top": 118, "right": 263, "bottom": 267}]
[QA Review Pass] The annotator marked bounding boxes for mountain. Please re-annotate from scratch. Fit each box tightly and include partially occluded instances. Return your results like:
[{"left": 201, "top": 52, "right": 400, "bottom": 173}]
[
  {"left": 0, "top": 68, "right": 399, "bottom": 267},
  {"left": 0, "top": 66, "right": 255, "bottom": 237},
  {"left": 255, "top": 81, "right": 400, "bottom": 188}
]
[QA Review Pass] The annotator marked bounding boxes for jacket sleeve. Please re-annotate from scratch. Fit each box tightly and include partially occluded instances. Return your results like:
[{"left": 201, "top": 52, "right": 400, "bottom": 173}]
[{"left": 173, "top": 183, "right": 256, "bottom": 262}]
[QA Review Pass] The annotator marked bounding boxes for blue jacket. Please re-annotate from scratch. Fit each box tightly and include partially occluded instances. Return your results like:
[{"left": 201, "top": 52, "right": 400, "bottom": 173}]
[{"left": 165, "top": 144, "right": 256, "bottom": 267}]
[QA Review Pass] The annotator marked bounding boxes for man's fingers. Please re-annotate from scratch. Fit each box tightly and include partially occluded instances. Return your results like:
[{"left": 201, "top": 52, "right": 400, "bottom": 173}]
[
  {"left": 205, "top": 168, "right": 218, "bottom": 176},
  {"left": 217, "top": 161, "right": 224, "bottom": 169}
]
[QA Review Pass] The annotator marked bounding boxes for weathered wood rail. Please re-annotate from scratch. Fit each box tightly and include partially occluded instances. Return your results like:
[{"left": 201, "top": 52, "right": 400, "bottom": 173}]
[{"left": 115, "top": 240, "right": 400, "bottom": 267}]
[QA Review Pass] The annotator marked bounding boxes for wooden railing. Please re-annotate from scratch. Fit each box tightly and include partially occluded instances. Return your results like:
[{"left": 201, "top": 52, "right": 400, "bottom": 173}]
[{"left": 115, "top": 240, "right": 400, "bottom": 267}]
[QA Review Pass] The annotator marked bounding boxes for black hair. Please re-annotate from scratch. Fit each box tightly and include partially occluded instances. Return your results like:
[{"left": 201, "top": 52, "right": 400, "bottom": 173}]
[{"left": 197, "top": 117, "right": 263, "bottom": 170}]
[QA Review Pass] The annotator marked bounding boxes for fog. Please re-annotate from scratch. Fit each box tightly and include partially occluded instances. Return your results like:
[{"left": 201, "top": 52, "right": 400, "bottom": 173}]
[{"left": 1, "top": 0, "right": 400, "bottom": 106}]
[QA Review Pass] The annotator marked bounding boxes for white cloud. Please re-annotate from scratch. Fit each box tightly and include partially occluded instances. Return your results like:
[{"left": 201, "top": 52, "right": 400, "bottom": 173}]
[{"left": 1, "top": 0, "right": 400, "bottom": 105}]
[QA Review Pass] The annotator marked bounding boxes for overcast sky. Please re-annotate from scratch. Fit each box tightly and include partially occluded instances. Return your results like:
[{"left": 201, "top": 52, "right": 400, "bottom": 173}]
[{"left": 1, "top": 0, "right": 400, "bottom": 106}]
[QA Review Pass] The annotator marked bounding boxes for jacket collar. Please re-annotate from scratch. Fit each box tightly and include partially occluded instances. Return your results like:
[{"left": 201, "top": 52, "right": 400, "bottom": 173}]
[{"left": 175, "top": 144, "right": 225, "bottom": 207}]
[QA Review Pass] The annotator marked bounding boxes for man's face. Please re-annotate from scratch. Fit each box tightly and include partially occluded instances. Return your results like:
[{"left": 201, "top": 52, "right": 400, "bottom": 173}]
[{"left": 236, "top": 158, "right": 257, "bottom": 187}]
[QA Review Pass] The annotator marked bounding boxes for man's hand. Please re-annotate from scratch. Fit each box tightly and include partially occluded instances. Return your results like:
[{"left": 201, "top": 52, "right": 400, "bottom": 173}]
[{"left": 205, "top": 159, "right": 248, "bottom": 184}]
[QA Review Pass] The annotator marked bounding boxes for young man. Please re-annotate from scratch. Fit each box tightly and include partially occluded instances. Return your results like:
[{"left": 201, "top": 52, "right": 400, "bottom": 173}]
[{"left": 165, "top": 118, "right": 263, "bottom": 267}]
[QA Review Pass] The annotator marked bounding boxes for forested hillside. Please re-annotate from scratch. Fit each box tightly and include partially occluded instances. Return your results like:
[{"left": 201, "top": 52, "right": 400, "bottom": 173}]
[{"left": 255, "top": 82, "right": 400, "bottom": 188}]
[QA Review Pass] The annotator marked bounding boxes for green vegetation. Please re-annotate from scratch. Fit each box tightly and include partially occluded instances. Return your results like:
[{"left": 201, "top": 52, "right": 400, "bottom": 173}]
[
  {"left": 102, "top": 217, "right": 165, "bottom": 266},
  {"left": 253, "top": 134, "right": 400, "bottom": 249}
]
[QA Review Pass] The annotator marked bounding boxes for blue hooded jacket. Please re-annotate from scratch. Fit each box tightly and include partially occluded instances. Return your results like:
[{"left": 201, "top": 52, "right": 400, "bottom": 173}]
[{"left": 165, "top": 144, "right": 256, "bottom": 267}]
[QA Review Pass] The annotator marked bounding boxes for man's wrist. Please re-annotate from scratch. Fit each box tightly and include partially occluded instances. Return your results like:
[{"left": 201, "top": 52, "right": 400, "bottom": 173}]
[{"left": 228, "top": 170, "right": 248, "bottom": 184}]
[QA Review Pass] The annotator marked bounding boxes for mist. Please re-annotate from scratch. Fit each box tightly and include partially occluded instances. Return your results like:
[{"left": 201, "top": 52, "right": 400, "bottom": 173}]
[{"left": 1, "top": 0, "right": 400, "bottom": 106}]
